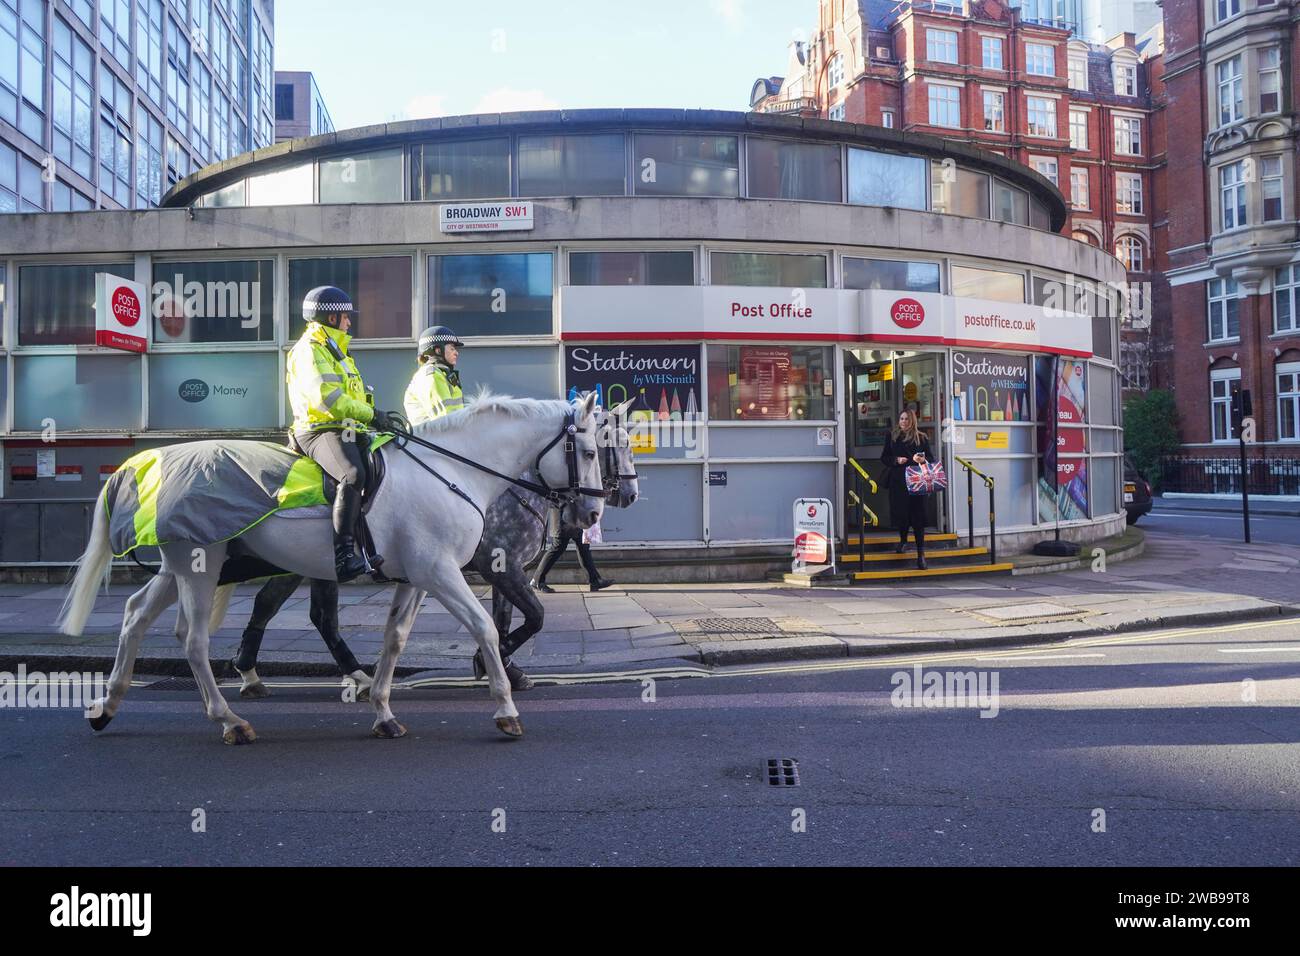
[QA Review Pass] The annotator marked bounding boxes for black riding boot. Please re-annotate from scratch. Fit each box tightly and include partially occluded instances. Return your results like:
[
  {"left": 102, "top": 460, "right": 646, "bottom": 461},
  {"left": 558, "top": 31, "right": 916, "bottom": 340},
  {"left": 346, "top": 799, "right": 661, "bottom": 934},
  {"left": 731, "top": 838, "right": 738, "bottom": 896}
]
[{"left": 332, "top": 483, "right": 369, "bottom": 583}]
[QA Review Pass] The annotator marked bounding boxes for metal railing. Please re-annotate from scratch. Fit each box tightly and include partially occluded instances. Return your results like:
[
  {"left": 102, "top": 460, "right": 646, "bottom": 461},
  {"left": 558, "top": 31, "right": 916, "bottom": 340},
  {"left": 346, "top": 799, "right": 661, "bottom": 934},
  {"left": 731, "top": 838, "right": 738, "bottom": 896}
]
[
  {"left": 954, "top": 456, "right": 996, "bottom": 565},
  {"left": 1160, "top": 455, "right": 1300, "bottom": 497},
  {"left": 845, "top": 458, "right": 880, "bottom": 568}
]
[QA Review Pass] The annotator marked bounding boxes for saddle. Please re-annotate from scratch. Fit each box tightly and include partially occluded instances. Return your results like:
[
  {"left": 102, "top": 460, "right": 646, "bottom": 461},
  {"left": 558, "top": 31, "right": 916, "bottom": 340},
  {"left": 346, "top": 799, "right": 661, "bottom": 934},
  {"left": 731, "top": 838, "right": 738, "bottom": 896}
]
[{"left": 218, "top": 439, "right": 392, "bottom": 586}]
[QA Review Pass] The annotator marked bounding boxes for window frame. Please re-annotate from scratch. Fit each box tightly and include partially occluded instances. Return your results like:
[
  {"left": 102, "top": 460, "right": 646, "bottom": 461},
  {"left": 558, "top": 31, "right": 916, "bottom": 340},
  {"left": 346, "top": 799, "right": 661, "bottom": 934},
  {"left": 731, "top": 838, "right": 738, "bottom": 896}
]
[
  {"left": 1113, "top": 115, "right": 1141, "bottom": 155},
  {"left": 1207, "top": 277, "right": 1241, "bottom": 343},
  {"left": 1216, "top": 55, "right": 1243, "bottom": 126},
  {"left": 982, "top": 89, "right": 1005, "bottom": 132},
  {"left": 1070, "top": 167, "right": 1089, "bottom": 209},
  {"left": 1210, "top": 367, "right": 1241, "bottom": 443},
  {"left": 928, "top": 83, "right": 961, "bottom": 128},
  {"left": 926, "top": 28, "right": 958, "bottom": 65},
  {"left": 981, "top": 36, "right": 1003, "bottom": 70},
  {"left": 1116, "top": 172, "right": 1143, "bottom": 215},
  {"left": 1277, "top": 360, "right": 1300, "bottom": 442},
  {"left": 1025, "top": 42, "right": 1055, "bottom": 77},
  {"left": 1025, "top": 95, "right": 1057, "bottom": 138},
  {"left": 1219, "top": 160, "right": 1247, "bottom": 231},
  {"left": 1069, "top": 109, "right": 1088, "bottom": 150}
]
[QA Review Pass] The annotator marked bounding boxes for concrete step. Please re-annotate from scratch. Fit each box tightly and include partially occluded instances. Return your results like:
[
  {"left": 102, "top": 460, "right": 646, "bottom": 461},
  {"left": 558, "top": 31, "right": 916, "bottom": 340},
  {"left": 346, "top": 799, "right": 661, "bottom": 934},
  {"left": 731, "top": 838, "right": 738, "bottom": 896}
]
[
  {"left": 839, "top": 546, "right": 990, "bottom": 565},
  {"left": 852, "top": 562, "right": 1014, "bottom": 581},
  {"left": 845, "top": 531, "right": 960, "bottom": 549}
]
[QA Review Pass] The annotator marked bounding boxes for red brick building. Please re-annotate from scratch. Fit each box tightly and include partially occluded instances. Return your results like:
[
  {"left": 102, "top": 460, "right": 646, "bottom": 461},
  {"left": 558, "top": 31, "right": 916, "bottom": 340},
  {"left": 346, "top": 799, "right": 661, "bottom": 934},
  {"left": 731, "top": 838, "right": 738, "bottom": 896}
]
[
  {"left": 1153, "top": 0, "right": 1300, "bottom": 487},
  {"left": 751, "top": 0, "right": 1162, "bottom": 393}
]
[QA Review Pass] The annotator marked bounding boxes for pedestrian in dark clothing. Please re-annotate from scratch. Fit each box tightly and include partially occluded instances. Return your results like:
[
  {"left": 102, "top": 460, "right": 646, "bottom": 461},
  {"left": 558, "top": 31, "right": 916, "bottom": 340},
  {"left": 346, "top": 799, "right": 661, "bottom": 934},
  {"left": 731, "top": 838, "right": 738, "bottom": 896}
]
[
  {"left": 880, "top": 408, "right": 933, "bottom": 570},
  {"left": 531, "top": 505, "right": 614, "bottom": 593}
]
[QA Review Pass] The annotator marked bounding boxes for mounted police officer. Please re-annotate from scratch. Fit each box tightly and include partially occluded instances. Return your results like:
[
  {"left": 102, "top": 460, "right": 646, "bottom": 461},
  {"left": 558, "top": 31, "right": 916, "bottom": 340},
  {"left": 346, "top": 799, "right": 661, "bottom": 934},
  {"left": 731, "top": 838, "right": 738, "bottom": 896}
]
[
  {"left": 287, "top": 286, "right": 397, "bottom": 582},
  {"left": 404, "top": 325, "right": 465, "bottom": 424}
]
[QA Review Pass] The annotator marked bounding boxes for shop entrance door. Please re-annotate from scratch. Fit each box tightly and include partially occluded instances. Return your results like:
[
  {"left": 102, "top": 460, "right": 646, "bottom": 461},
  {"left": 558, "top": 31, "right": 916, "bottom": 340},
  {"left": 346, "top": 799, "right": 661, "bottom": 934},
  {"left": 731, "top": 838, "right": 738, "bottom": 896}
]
[{"left": 845, "top": 350, "right": 949, "bottom": 534}]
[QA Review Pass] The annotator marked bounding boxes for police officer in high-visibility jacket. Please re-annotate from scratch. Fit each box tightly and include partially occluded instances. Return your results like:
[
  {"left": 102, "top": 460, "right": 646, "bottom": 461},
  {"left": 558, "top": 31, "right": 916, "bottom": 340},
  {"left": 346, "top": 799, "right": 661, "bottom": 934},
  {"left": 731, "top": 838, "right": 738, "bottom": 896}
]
[
  {"left": 287, "top": 286, "right": 396, "bottom": 582},
  {"left": 404, "top": 326, "right": 465, "bottom": 425}
]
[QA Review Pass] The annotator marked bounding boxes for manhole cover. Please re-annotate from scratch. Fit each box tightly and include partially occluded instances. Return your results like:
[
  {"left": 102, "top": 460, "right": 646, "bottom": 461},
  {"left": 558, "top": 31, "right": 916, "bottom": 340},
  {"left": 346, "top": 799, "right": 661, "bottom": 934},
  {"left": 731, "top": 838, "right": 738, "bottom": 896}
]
[
  {"left": 672, "top": 617, "right": 825, "bottom": 642},
  {"left": 146, "top": 676, "right": 199, "bottom": 692},
  {"left": 965, "top": 602, "right": 1087, "bottom": 625},
  {"left": 766, "top": 758, "right": 800, "bottom": 787}
]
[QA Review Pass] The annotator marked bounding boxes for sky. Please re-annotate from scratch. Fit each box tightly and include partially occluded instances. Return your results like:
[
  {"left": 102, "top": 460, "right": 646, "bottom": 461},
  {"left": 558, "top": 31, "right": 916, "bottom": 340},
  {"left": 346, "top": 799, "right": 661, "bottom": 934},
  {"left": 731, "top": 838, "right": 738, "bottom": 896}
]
[{"left": 272, "top": 0, "right": 808, "bottom": 131}]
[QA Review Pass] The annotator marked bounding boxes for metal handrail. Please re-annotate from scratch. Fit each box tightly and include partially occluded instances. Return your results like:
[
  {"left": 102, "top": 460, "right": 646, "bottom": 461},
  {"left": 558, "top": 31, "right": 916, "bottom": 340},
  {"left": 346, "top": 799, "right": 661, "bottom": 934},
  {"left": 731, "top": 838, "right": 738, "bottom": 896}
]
[
  {"left": 954, "top": 455, "right": 996, "bottom": 565},
  {"left": 845, "top": 458, "right": 880, "bottom": 569}
]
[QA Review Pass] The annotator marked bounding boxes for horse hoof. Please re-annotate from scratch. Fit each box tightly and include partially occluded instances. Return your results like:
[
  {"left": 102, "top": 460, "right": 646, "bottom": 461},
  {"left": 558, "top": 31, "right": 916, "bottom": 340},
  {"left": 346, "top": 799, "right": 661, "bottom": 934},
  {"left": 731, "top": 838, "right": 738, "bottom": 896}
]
[
  {"left": 239, "top": 682, "right": 270, "bottom": 700},
  {"left": 371, "top": 719, "right": 407, "bottom": 739},
  {"left": 223, "top": 723, "right": 257, "bottom": 745},
  {"left": 88, "top": 712, "right": 112, "bottom": 733},
  {"left": 495, "top": 716, "right": 524, "bottom": 738}
]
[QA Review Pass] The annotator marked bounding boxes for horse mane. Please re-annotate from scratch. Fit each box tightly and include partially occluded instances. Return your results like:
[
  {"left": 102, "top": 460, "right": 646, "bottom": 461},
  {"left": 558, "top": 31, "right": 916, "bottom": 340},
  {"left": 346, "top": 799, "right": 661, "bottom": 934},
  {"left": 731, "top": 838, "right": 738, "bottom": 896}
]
[{"left": 411, "top": 386, "right": 569, "bottom": 438}]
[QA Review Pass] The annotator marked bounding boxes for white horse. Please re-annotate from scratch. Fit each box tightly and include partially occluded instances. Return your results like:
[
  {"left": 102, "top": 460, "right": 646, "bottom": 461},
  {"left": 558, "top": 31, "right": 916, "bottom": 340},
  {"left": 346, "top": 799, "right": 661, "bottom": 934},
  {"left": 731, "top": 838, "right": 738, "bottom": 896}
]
[{"left": 57, "top": 392, "right": 606, "bottom": 744}]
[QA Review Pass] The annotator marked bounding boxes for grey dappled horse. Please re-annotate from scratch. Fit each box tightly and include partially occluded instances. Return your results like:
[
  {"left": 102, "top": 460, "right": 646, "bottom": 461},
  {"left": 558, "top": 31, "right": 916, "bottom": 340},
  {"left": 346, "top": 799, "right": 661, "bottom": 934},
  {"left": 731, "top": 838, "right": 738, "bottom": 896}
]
[{"left": 232, "top": 408, "right": 639, "bottom": 698}]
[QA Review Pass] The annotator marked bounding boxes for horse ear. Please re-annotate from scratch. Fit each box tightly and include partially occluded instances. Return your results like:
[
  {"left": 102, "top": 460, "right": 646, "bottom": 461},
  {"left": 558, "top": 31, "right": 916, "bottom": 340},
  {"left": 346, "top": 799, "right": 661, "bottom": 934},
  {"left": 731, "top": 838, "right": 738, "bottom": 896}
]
[{"left": 579, "top": 390, "right": 599, "bottom": 419}]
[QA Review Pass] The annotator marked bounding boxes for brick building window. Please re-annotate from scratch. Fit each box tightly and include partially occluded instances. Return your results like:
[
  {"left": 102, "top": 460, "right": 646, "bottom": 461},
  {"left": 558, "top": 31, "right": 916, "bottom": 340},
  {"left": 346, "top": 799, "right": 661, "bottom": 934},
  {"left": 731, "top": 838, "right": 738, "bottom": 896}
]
[
  {"left": 1025, "top": 43, "right": 1054, "bottom": 76},
  {"left": 1275, "top": 265, "right": 1300, "bottom": 334},
  {"left": 1068, "top": 109, "right": 1088, "bottom": 149},
  {"left": 1116, "top": 172, "right": 1143, "bottom": 214},
  {"left": 828, "top": 102, "right": 845, "bottom": 121},
  {"left": 1070, "top": 168, "right": 1089, "bottom": 208},
  {"left": 1208, "top": 277, "right": 1240, "bottom": 342},
  {"left": 1030, "top": 156, "right": 1058, "bottom": 186},
  {"left": 1115, "top": 235, "right": 1143, "bottom": 272},
  {"left": 1259, "top": 48, "right": 1281, "bottom": 114},
  {"left": 1210, "top": 368, "right": 1241, "bottom": 442},
  {"left": 1219, "top": 161, "right": 1247, "bottom": 230},
  {"left": 1113, "top": 63, "right": 1137, "bottom": 97},
  {"left": 881, "top": 109, "right": 895, "bottom": 128},
  {"left": 982, "top": 36, "right": 1002, "bottom": 70},
  {"left": 1068, "top": 55, "right": 1088, "bottom": 90},
  {"left": 927, "top": 29, "right": 958, "bottom": 64},
  {"left": 929, "top": 85, "right": 961, "bottom": 127},
  {"left": 983, "top": 90, "right": 1005, "bottom": 131},
  {"left": 828, "top": 54, "right": 844, "bottom": 88},
  {"left": 1216, "top": 56, "right": 1243, "bottom": 126},
  {"left": 1026, "top": 96, "right": 1056, "bottom": 137},
  {"left": 1113, "top": 116, "right": 1141, "bottom": 155},
  {"left": 1278, "top": 362, "right": 1300, "bottom": 441}
]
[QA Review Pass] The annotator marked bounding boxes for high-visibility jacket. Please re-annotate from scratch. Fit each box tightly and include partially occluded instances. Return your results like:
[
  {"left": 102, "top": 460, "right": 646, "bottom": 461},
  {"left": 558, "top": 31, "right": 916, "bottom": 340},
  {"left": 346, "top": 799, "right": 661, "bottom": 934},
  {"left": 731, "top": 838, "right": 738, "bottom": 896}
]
[
  {"left": 287, "top": 322, "right": 374, "bottom": 432},
  {"left": 403, "top": 361, "right": 464, "bottom": 425}
]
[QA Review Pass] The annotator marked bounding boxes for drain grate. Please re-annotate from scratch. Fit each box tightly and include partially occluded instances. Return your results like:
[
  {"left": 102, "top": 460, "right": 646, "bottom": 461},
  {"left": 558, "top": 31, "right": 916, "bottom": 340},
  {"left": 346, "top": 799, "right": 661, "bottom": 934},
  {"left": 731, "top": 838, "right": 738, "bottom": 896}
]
[
  {"left": 146, "top": 676, "right": 198, "bottom": 692},
  {"left": 672, "top": 617, "right": 826, "bottom": 643},
  {"left": 695, "top": 617, "right": 784, "bottom": 633},
  {"left": 766, "top": 758, "right": 800, "bottom": 787}
]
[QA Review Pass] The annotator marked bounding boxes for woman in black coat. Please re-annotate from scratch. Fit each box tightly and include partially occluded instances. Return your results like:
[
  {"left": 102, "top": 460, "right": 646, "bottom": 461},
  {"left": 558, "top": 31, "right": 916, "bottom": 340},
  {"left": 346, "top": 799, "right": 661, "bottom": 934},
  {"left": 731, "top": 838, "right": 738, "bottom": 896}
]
[{"left": 880, "top": 408, "right": 933, "bottom": 570}]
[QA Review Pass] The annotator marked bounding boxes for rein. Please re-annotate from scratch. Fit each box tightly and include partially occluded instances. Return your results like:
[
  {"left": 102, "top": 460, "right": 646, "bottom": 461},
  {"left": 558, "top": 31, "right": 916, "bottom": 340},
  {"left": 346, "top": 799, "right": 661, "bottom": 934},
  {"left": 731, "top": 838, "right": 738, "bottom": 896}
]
[{"left": 387, "top": 408, "right": 606, "bottom": 516}]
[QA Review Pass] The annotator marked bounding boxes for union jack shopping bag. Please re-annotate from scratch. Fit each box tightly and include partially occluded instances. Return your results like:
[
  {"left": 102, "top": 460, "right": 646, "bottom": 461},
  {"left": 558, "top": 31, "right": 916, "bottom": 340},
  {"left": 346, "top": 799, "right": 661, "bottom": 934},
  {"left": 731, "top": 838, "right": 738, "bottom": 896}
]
[{"left": 905, "top": 461, "right": 948, "bottom": 495}]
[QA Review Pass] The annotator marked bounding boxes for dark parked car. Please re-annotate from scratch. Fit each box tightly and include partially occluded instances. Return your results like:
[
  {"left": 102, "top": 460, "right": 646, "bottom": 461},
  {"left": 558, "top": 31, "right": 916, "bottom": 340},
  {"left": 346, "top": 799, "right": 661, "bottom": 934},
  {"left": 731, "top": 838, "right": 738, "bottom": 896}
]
[{"left": 1124, "top": 457, "right": 1153, "bottom": 525}]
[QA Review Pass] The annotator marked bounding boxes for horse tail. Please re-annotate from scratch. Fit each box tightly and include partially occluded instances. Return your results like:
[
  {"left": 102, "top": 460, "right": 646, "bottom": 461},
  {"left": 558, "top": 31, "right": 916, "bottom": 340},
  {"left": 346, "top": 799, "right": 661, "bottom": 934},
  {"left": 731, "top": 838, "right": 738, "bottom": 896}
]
[
  {"left": 209, "top": 583, "right": 236, "bottom": 633},
  {"left": 57, "top": 492, "right": 114, "bottom": 637}
]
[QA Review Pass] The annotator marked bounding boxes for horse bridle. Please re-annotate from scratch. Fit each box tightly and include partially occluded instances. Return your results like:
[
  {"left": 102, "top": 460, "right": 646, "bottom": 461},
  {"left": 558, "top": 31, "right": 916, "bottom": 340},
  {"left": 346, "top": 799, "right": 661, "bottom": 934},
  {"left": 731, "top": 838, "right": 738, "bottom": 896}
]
[
  {"left": 389, "top": 408, "right": 606, "bottom": 521},
  {"left": 599, "top": 419, "right": 638, "bottom": 497}
]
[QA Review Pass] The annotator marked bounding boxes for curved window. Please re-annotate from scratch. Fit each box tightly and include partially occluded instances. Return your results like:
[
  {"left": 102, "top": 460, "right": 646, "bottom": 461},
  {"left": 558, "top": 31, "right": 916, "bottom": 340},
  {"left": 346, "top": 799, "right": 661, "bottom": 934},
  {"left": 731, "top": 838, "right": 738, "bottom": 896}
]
[
  {"left": 518, "top": 133, "right": 625, "bottom": 197},
  {"left": 319, "top": 148, "right": 402, "bottom": 204},
  {"left": 289, "top": 256, "right": 412, "bottom": 339},
  {"left": 429, "top": 252, "right": 553, "bottom": 337},
  {"left": 746, "top": 137, "right": 842, "bottom": 203},
  {"left": 710, "top": 252, "right": 827, "bottom": 288},
  {"left": 633, "top": 133, "right": 738, "bottom": 197},
  {"left": 247, "top": 163, "right": 312, "bottom": 205},
  {"left": 411, "top": 137, "right": 509, "bottom": 201},
  {"left": 848, "top": 147, "right": 927, "bottom": 210}
]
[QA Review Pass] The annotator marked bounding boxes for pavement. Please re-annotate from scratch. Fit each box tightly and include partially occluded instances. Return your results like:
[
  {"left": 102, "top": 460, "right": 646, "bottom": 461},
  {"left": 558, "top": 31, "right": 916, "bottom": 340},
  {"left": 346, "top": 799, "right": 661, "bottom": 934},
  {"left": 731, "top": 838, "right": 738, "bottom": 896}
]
[{"left": 2, "top": 527, "right": 1298, "bottom": 677}]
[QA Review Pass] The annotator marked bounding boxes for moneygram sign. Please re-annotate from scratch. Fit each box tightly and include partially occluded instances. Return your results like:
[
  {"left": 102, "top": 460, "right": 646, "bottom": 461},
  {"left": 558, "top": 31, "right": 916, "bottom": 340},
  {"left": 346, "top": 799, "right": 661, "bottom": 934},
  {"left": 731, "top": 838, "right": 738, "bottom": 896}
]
[
  {"left": 438, "top": 201, "right": 534, "bottom": 233},
  {"left": 95, "top": 273, "right": 149, "bottom": 353}
]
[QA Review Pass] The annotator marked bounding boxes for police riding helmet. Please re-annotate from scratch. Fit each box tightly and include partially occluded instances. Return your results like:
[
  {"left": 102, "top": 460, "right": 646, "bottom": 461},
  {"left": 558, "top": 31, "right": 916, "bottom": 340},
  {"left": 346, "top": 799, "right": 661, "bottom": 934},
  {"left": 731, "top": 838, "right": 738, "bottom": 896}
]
[
  {"left": 418, "top": 325, "right": 464, "bottom": 364},
  {"left": 303, "top": 286, "right": 355, "bottom": 330}
]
